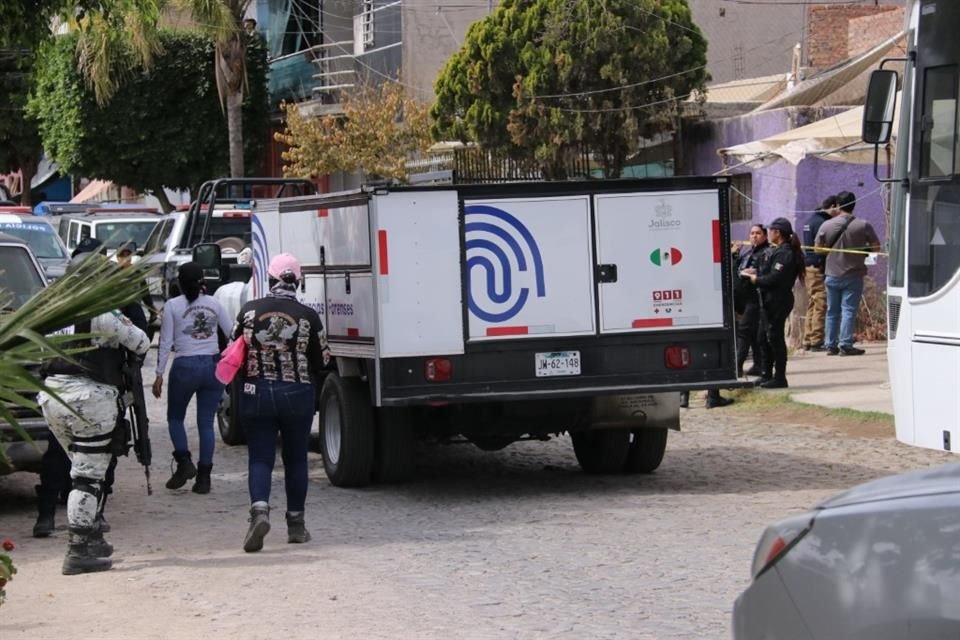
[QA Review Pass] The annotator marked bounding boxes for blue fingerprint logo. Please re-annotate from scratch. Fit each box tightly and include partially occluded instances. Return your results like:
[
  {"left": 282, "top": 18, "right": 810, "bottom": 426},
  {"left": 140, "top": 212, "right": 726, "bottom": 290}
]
[{"left": 465, "top": 204, "right": 546, "bottom": 323}]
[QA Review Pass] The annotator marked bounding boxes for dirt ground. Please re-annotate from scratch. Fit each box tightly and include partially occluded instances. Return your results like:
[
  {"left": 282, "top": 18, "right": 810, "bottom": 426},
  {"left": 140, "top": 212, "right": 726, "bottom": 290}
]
[{"left": 0, "top": 376, "right": 953, "bottom": 640}]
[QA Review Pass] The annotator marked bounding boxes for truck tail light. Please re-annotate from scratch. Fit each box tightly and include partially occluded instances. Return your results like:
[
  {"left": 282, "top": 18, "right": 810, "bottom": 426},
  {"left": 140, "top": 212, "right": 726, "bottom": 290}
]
[
  {"left": 664, "top": 345, "right": 690, "bottom": 369},
  {"left": 425, "top": 358, "right": 452, "bottom": 382}
]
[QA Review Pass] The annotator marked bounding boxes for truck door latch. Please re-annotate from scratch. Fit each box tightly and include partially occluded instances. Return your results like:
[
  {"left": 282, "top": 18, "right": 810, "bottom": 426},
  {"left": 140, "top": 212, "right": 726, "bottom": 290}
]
[
  {"left": 344, "top": 271, "right": 351, "bottom": 294},
  {"left": 597, "top": 264, "right": 618, "bottom": 283}
]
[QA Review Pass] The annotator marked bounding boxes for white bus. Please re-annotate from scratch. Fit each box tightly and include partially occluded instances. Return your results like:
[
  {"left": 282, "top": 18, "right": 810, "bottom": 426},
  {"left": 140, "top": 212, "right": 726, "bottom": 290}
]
[{"left": 863, "top": 0, "right": 960, "bottom": 453}]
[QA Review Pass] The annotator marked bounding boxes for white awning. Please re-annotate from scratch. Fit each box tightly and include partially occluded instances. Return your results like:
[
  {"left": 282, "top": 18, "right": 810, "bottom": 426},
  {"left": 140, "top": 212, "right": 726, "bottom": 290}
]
[{"left": 718, "top": 92, "right": 900, "bottom": 169}]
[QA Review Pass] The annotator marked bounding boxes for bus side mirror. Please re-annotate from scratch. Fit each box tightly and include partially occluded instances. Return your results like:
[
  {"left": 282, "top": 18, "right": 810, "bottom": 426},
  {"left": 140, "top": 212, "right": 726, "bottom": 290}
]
[{"left": 863, "top": 69, "right": 898, "bottom": 145}]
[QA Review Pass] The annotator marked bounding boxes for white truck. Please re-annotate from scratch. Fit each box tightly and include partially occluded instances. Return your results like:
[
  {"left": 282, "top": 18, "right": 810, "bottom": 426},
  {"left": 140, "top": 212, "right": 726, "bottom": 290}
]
[{"left": 210, "top": 177, "right": 743, "bottom": 486}]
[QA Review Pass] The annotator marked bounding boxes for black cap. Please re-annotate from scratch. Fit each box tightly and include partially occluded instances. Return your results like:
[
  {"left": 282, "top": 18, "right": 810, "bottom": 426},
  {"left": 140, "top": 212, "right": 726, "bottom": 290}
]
[
  {"left": 769, "top": 217, "right": 793, "bottom": 237},
  {"left": 178, "top": 261, "right": 204, "bottom": 282},
  {"left": 116, "top": 242, "right": 137, "bottom": 256},
  {"left": 72, "top": 237, "right": 104, "bottom": 258}
]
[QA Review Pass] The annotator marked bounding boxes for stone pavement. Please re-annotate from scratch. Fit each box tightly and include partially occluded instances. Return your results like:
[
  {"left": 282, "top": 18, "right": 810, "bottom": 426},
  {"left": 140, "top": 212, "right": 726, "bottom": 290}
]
[{"left": 781, "top": 341, "right": 892, "bottom": 414}]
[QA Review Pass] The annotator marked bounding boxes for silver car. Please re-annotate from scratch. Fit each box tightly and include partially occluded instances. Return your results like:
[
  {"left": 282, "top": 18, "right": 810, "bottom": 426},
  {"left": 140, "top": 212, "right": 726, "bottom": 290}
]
[{"left": 733, "top": 463, "right": 960, "bottom": 639}]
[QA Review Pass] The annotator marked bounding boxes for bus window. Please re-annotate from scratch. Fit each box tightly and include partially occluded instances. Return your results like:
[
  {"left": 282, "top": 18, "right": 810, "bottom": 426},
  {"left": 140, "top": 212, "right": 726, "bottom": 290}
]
[{"left": 920, "top": 65, "right": 958, "bottom": 178}]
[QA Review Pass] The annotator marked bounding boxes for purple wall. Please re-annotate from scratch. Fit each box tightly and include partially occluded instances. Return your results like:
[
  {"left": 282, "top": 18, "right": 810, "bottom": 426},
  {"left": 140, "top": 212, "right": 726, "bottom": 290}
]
[{"left": 683, "top": 106, "right": 888, "bottom": 280}]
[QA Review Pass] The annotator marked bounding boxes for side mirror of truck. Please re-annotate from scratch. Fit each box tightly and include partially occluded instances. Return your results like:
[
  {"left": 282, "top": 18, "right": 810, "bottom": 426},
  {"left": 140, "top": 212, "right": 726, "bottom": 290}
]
[
  {"left": 863, "top": 69, "right": 898, "bottom": 145},
  {"left": 193, "top": 242, "right": 222, "bottom": 271}
]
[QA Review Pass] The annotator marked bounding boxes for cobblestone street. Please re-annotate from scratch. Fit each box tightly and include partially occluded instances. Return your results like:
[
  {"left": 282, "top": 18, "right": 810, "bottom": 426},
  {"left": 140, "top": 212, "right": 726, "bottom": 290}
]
[{"left": 0, "top": 384, "right": 953, "bottom": 640}]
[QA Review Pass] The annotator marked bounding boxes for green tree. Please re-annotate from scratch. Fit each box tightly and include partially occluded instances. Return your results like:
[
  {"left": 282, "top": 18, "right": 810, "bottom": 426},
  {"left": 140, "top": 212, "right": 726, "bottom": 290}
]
[
  {"left": 178, "top": 0, "right": 259, "bottom": 177},
  {"left": 431, "top": 0, "right": 708, "bottom": 178},
  {"left": 28, "top": 31, "right": 269, "bottom": 211},
  {"left": 0, "top": 55, "right": 43, "bottom": 206}
]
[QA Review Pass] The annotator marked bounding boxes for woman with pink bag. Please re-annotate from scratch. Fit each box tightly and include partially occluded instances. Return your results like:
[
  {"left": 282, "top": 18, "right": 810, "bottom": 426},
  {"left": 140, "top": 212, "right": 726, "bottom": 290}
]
[{"left": 232, "top": 253, "right": 329, "bottom": 553}]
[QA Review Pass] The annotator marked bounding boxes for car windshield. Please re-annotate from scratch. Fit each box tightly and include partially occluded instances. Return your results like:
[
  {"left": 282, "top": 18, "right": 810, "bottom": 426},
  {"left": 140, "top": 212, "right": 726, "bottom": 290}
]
[
  {"left": 94, "top": 221, "right": 158, "bottom": 249},
  {"left": 143, "top": 219, "right": 174, "bottom": 254},
  {"left": 0, "top": 222, "right": 67, "bottom": 259},
  {"left": 0, "top": 245, "right": 45, "bottom": 310}
]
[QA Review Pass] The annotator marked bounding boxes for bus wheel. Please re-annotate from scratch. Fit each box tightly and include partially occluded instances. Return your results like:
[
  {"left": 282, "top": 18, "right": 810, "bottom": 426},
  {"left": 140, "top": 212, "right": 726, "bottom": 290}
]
[
  {"left": 373, "top": 407, "right": 416, "bottom": 483},
  {"left": 319, "top": 373, "right": 374, "bottom": 487},
  {"left": 571, "top": 429, "right": 631, "bottom": 475},
  {"left": 217, "top": 381, "right": 246, "bottom": 446},
  {"left": 623, "top": 428, "right": 668, "bottom": 474}
]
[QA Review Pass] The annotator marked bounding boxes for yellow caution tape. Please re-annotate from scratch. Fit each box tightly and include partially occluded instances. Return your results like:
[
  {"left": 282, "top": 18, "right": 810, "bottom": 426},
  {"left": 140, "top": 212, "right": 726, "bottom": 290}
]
[{"left": 731, "top": 240, "right": 887, "bottom": 257}]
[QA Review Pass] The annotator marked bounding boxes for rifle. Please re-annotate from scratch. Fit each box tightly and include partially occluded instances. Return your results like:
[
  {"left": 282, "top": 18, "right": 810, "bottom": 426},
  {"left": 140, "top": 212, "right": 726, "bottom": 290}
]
[{"left": 121, "top": 348, "right": 153, "bottom": 495}]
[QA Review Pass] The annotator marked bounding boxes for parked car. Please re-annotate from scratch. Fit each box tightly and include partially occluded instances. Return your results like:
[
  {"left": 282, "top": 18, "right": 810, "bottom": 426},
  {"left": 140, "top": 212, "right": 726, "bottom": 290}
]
[
  {"left": 0, "top": 212, "right": 71, "bottom": 280},
  {"left": 56, "top": 207, "right": 163, "bottom": 256},
  {"left": 733, "top": 463, "right": 960, "bottom": 639},
  {"left": 0, "top": 232, "right": 50, "bottom": 475}
]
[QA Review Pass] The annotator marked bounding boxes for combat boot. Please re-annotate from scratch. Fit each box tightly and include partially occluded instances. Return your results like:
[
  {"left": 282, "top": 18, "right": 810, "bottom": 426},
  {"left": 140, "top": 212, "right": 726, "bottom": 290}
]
[
  {"left": 286, "top": 511, "right": 311, "bottom": 544},
  {"left": 87, "top": 527, "right": 114, "bottom": 558},
  {"left": 62, "top": 529, "right": 113, "bottom": 575},
  {"left": 243, "top": 503, "right": 271, "bottom": 553},
  {"left": 166, "top": 450, "right": 197, "bottom": 490},
  {"left": 192, "top": 464, "right": 212, "bottom": 494},
  {"left": 33, "top": 485, "right": 56, "bottom": 538}
]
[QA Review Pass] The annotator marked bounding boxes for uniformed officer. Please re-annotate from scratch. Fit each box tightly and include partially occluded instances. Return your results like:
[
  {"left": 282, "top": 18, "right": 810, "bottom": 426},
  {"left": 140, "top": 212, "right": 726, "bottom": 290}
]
[{"left": 38, "top": 251, "right": 151, "bottom": 575}]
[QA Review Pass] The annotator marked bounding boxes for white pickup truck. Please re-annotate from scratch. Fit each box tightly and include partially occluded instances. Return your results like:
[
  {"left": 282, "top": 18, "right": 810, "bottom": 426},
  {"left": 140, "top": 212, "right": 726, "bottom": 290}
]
[{"left": 212, "top": 177, "right": 744, "bottom": 486}]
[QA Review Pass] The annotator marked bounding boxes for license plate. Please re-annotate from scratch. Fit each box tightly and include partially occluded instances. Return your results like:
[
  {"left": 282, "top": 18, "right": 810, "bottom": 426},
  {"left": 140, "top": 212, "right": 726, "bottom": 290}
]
[{"left": 535, "top": 351, "right": 581, "bottom": 377}]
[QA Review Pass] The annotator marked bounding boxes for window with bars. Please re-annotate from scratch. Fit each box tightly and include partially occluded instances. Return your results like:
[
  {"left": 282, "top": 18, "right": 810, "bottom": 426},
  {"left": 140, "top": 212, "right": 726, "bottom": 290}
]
[
  {"left": 729, "top": 173, "right": 753, "bottom": 222},
  {"left": 362, "top": 0, "right": 375, "bottom": 49}
]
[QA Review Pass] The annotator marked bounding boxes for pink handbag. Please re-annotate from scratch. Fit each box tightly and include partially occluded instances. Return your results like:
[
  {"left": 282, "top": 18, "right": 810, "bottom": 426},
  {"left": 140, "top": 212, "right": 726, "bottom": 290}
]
[{"left": 216, "top": 336, "right": 247, "bottom": 385}]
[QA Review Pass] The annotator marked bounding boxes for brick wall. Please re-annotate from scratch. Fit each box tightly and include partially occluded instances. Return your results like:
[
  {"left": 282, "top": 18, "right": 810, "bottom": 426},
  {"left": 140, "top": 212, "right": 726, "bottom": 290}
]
[
  {"left": 807, "top": 4, "right": 901, "bottom": 68},
  {"left": 848, "top": 8, "right": 906, "bottom": 59}
]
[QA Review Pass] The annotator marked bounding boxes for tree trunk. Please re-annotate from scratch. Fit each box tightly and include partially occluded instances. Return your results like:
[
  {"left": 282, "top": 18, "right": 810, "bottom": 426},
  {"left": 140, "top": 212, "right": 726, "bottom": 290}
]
[
  {"left": 18, "top": 156, "right": 37, "bottom": 207},
  {"left": 152, "top": 185, "right": 175, "bottom": 213},
  {"left": 226, "top": 89, "right": 244, "bottom": 177}
]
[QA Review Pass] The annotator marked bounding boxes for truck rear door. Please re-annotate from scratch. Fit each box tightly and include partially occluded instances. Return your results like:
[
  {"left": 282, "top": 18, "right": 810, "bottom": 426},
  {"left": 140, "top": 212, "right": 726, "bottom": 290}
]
[{"left": 594, "top": 189, "right": 724, "bottom": 333}]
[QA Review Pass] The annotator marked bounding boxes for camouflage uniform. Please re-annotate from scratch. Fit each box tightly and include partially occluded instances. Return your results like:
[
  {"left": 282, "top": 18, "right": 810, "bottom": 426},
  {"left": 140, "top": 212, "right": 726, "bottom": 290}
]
[{"left": 38, "top": 311, "right": 150, "bottom": 547}]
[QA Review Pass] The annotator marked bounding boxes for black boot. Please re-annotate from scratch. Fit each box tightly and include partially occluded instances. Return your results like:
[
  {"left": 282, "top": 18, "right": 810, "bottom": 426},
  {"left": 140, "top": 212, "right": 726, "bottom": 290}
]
[
  {"left": 243, "top": 503, "right": 271, "bottom": 553},
  {"left": 33, "top": 485, "right": 56, "bottom": 538},
  {"left": 760, "top": 377, "right": 788, "bottom": 389},
  {"left": 87, "top": 527, "right": 114, "bottom": 558},
  {"left": 286, "top": 511, "right": 311, "bottom": 544},
  {"left": 166, "top": 451, "right": 197, "bottom": 490},
  {"left": 192, "top": 464, "right": 212, "bottom": 494},
  {"left": 62, "top": 528, "right": 113, "bottom": 575}
]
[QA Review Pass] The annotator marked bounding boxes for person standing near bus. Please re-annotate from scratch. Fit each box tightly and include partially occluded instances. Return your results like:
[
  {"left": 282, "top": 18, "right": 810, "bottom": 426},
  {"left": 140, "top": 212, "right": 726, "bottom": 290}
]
[
  {"left": 741, "top": 218, "right": 803, "bottom": 388},
  {"left": 801, "top": 195, "right": 839, "bottom": 351},
  {"left": 814, "top": 191, "right": 881, "bottom": 356}
]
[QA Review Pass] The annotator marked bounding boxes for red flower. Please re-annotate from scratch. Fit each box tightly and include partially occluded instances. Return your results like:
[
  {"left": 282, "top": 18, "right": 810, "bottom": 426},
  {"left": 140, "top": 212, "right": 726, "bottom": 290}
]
[{"left": 1, "top": 540, "right": 13, "bottom": 551}]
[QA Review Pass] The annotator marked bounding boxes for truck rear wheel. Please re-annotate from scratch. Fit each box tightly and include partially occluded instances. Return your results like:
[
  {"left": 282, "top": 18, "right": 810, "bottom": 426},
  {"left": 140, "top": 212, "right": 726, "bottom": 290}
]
[
  {"left": 623, "top": 428, "right": 668, "bottom": 474},
  {"left": 374, "top": 407, "right": 416, "bottom": 483},
  {"left": 571, "top": 429, "right": 631, "bottom": 474},
  {"left": 319, "top": 373, "right": 375, "bottom": 487},
  {"left": 216, "top": 380, "right": 246, "bottom": 446}
]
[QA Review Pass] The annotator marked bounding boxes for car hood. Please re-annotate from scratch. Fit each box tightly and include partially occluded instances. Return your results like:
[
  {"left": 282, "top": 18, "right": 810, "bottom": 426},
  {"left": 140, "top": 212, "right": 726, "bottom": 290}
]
[
  {"left": 38, "top": 257, "right": 68, "bottom": 280},
  {"left": 818, "top": 463, "right": 960, "bottom": 510}
]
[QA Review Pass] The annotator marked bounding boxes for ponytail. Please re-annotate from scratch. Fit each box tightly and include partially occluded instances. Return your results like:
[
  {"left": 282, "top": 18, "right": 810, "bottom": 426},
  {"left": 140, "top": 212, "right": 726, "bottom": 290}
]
[
  {"left": 789, "top": 234, "right": 805, "bottom": 286},
  {"left": 181, "top": 279, "right": 203, "bottom": 302},
  {"left": 177, "top": 262, "right": 205, "bottom": 303}
]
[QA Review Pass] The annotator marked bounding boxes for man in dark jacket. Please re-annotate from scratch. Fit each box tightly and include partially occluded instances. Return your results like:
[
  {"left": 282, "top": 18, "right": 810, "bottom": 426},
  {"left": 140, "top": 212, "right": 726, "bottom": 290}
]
[{"left": 801, "top": 195, "right": 838, "bottom": 350}]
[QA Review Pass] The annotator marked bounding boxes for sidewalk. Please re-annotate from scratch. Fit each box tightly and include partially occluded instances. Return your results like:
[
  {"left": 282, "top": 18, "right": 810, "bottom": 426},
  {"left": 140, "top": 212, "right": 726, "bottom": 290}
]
[{"left": 780, "top": 342, "right": 892, "bottom": 415}]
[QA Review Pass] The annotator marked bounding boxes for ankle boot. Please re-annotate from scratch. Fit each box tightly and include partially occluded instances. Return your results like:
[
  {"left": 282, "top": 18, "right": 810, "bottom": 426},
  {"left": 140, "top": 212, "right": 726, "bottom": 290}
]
[
  {"left": 243, "top": 503, "right": 271, "bottom": 553},
  {"left": 62, "top": 529, "right": 113, "bottom": 575},
  {"left": 166, "top": 451, "right": 197, "bottom": 490},
  {"left": 87, "top": 528, "right": 114, "bottom": 558},
  {"left": 33, "top": 485, "right": 56, "bottom": 538},
  {"left": 192, "top": 464, "right": 212, "bottom": 494},
  {"left": 286, "top": 511, "right": 312, "bottom": 544}
]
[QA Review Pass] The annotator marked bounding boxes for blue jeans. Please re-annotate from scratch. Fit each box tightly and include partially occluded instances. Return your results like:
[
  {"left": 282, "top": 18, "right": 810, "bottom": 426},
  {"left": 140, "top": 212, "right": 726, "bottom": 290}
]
[
  {"left": 167, "top": 355, "right": 223, "bottom": 466},
  {"left": 824, "top": 275, "right": 865, "bottom": 349},
  {"left": 241, "top": 380, "right": 316, "bottom": 512}
]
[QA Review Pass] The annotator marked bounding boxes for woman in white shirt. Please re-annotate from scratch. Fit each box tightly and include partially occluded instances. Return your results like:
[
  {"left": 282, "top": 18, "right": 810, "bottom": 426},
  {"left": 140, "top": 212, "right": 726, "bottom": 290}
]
[{"left": 152, "top": 262, "right": 233, "bottom": 494}]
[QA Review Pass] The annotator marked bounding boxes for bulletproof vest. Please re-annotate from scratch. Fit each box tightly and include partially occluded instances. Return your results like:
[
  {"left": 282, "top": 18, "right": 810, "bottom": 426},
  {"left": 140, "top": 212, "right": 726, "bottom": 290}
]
[{"left": 42, "top": 318, "right": 125, "bottom": 387}]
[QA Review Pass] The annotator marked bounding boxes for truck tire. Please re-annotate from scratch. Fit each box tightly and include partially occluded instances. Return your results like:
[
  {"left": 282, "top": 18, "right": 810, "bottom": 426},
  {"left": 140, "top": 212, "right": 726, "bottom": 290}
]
[
  {"left": 374, "top": 407, "right": 415, "bottom": 483},
  {"left": 319, "top": 373, "right": 375, "bottom": 487},
  {"left": 217, "top": 380, "right": 246, "bottom": 446},
  {"left": 571, "top": 429, "right": 631, "bottom": 475},
  {"left": 623, "top": 428, "right": 668, "bottom": 474}
]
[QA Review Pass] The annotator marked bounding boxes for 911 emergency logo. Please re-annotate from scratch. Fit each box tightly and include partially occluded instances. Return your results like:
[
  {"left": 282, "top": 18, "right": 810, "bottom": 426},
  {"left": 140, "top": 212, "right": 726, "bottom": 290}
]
[{"left": 465, "top": 204, "right": 546, "bottom": 323}]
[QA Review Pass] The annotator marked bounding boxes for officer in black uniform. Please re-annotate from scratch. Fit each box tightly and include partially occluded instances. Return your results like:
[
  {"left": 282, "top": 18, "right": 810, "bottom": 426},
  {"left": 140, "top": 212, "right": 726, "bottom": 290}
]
[{"left": 741, "top": 217, "right": 804, "bottom": 389}]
